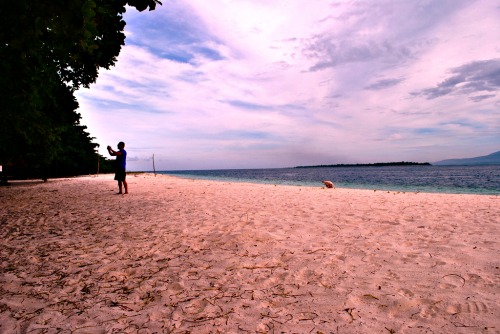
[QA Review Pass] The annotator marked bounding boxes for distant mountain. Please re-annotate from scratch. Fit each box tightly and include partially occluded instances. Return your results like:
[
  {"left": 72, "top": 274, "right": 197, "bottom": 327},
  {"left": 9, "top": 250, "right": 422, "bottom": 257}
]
[{"left": 433, "top": 151, "right": 500, "bottom": 166}]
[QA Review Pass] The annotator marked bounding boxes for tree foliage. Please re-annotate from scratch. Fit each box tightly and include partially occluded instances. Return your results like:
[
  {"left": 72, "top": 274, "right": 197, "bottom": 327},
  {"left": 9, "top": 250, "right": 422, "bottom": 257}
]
[{"left": 0, "top": 0, "right": 161, "bottom": 178}]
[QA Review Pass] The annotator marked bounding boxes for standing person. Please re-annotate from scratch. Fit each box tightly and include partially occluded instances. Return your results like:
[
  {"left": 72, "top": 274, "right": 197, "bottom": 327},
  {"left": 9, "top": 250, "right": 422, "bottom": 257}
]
[{"left": 107, "top": 142, "right": 128, "bottom": 194}]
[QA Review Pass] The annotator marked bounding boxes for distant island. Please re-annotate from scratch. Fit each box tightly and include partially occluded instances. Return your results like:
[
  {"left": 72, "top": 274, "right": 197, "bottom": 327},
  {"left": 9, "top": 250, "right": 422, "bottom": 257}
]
[
  {"left": 295, "top": 162, "right": 431, "bottom": 168},
  {"left": 433, "top": 151, "right": 500, "bottom": 166}
]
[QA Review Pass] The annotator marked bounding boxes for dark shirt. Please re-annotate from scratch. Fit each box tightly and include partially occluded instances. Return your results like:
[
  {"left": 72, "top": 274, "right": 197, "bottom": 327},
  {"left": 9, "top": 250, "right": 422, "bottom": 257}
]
[{"left": 116, "top": 149, "right": 127, "bottom": 169}]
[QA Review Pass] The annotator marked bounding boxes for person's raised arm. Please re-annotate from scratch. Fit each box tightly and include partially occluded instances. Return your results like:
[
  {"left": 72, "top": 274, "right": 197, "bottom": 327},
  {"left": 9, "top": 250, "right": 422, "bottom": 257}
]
[{"left": 107, "top": 145, "right": 122, "bottom": 156}]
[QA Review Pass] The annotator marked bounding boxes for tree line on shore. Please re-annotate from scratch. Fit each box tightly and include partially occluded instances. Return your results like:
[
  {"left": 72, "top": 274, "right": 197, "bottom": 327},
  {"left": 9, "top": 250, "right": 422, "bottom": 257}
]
[
  {"left": 295, "top": 162, "right": 432, "bottom": 168},
  {"left": 0, "top": 0, "right": 161, "bottom": 179}
]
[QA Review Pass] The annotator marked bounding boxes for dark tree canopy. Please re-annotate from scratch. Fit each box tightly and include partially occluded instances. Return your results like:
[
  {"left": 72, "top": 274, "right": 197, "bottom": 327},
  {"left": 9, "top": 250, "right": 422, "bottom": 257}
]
[{"left": 0, "top": 0, "right": 161, "bottom": 178}]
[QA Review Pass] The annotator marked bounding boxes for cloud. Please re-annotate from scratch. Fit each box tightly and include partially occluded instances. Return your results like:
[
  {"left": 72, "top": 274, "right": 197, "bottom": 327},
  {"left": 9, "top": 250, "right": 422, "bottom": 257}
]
[
  {"left": 469, "top": 94, "right": 496, "bottom": 103},
  {"left": 306, "top": 39, "right": 413, "bottom": 71},
  {"left": 302, "top": 1, "right": 467, "bottom": 72},
  {"left": 124, "top": 3, "right": 229, "bottom": 66},
  {"left": 412, "top": 59, "right": 500, "bottom": 99},
  {"left": 365, "top": 78, "right": 405, "bottom": 90},
  {"left": 223, "top": 100, "right": 271, "bottom": 111}
]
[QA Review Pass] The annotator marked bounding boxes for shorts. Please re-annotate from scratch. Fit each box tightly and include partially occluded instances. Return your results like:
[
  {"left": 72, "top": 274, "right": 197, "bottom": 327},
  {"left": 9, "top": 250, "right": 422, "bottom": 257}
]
[{"left": 114, "top": 168, "right": 126, "bottom": 182}]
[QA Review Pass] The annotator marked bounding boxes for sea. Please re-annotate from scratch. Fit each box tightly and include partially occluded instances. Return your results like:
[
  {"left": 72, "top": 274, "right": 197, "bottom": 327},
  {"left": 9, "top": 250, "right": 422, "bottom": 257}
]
[{"left": 158, "top": 165, "right": 500, "bottom": 195}]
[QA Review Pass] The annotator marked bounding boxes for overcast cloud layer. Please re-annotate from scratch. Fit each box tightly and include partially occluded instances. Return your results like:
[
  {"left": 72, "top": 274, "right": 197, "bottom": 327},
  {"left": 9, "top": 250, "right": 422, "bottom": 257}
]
[{"left": 76, "top": 0, "right": 500, "bottom": 171}]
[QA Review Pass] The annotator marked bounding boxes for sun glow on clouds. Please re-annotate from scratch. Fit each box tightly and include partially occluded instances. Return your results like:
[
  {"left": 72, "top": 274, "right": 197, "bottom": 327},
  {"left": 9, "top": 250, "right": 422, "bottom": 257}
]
[{"left": 76, "top": 0, "right": 500, "bottom": 170}]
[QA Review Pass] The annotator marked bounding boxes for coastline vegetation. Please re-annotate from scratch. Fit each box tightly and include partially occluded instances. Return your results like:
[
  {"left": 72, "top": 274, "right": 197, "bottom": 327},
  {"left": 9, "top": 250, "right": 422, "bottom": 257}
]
[
  {"left": 0, "top": 0, "right": 161, "bottom": 180},
  {"left": 295, "top": 162, "right": 432, "bottom": 168}
]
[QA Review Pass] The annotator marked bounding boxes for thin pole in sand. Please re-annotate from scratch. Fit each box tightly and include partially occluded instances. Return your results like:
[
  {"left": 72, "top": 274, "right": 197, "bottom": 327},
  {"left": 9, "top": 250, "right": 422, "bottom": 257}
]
[
  {"left": 97, "top": 156, "right": 100, "bottom": 176},
  {"left": 96, "top": 145, "right": 100, "bottom": 176},
  {"left": 152, "top": 154, "right": 156, "bottom": 176}
]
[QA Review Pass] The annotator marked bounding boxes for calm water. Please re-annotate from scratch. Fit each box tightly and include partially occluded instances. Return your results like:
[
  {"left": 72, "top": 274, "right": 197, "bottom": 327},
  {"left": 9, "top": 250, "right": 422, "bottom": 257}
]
[{"left": 158, "top": 165, "right": 500, "bottom": 195}]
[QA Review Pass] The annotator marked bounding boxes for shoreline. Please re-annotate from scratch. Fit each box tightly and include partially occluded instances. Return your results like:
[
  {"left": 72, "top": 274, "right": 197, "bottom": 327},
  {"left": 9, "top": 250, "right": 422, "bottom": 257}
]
[
  {"left": 152, "top": 171, "right": 500, "bottom": 196},
  {"left": 5, "top": 165, "right": 498, "bottom": 196},
  {"left": 1, "top": 173, "right": 499, "bottom": 333}
]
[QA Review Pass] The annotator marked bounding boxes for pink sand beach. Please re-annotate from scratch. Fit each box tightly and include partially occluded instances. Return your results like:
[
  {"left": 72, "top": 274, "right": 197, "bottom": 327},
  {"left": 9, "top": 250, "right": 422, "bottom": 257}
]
[{"left": 0, "top": 173, "right": 498, "bottom": 333}]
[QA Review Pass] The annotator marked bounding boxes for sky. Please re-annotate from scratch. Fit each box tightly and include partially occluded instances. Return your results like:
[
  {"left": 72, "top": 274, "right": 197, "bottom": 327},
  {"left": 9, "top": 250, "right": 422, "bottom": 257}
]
[{"left": 75, "top": 0, "right": 500, "bottom": 171}]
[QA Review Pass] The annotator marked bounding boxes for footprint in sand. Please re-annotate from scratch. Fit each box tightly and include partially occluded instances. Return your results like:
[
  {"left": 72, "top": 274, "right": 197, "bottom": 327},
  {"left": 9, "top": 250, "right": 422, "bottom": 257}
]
[
  {"left": 438, "top": 274, "right": 466, "bottom": 289},
  {"left": 446, "top": 301, "right": 489, "bottom": 315},
  {"left": 418, "top": 300, "right": 443, "bottom": 319},
  {"left": 398, "top": 288, "right": 415, "bottom": 298},
  {"left": 183, "top": 298, "right": 209, "bottom": 315},
  {"left": 294, "top": 267, "right": 327, "bottom": 287}
]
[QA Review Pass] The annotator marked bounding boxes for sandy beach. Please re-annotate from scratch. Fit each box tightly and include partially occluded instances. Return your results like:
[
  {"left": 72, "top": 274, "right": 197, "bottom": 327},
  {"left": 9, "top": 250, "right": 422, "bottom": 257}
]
[{"left": 0, "top": 173, "right": 498, "bottom": 333}]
